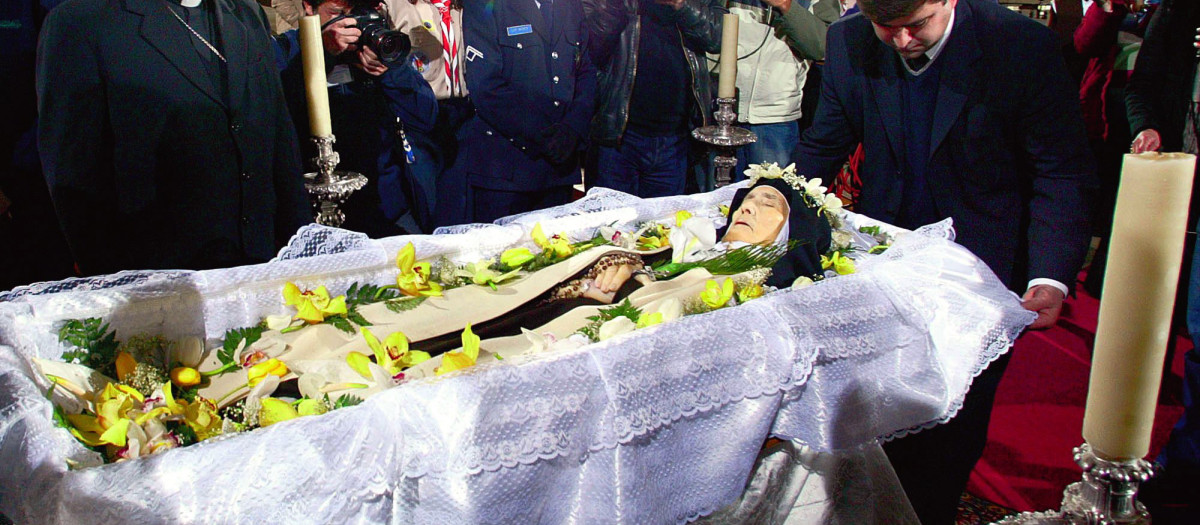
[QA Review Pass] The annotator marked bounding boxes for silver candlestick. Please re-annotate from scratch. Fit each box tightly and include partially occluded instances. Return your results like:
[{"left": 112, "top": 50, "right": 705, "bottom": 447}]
[
  {"left": 304, "top": 134, "right": 366, "bottom": 228},
  {"left": 992, "top": 443, "right": 1157, "bottom": 525},
  {"left": 692, "top": 97, "right": 756, "bottom": 188}
]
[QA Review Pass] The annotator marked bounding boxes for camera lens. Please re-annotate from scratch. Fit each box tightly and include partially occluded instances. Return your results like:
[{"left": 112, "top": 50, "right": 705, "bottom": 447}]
[{"left": 375, "top": 31, "right": 410, "bottom": 63}]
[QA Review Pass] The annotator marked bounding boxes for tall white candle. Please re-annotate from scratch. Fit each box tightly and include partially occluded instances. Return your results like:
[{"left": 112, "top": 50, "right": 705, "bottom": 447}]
[
  {"left": 1082, "top": 152, "right": 1197, "bottom": 460},
  {"left": 299, "top": 15, "right": 333, "bottom": 137},
  {"left": 717, "top": 14, "right": 738, "bottom": 99}
]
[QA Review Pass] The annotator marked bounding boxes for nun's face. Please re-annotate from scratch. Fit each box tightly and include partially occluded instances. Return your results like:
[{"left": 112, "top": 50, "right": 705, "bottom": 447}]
[{"left": 722, "top": 186, "right": 789, "bottom": 245}]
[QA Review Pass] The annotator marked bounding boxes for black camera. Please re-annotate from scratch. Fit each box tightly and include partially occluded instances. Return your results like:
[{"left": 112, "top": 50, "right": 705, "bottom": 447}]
[{"left": 343, "top": 8, "right": 411, "bottom": 65}]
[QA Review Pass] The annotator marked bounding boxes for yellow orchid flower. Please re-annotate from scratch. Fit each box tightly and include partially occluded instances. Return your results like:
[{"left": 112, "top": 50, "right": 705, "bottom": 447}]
[
  {"left": 396, "top": 242, "right": 443, "bottom": 297},
  {"left": 184, "top": 398, "right": 223, "bottom": 441},
  {"left": 436, "top": 324, "right": 481, "bottom": 376},
  {"left": 674, "top": 210, "right": 693, "bottom": 227},
  {"left": 247, "top": 358, "right": 289, "bottom": 387},
  {"left": 821, "top": 252, "right": 857, "bottom": 275},
  {"left": 736, "top": 283, "right": 764, "bottom": 303},
  {"left": 66, "top": 383, "right": 143, "bottom": 448},
  {"left": 456, "top": 259, "right": 522, "bottom": 290},
  {"left": 636, "top": 312, "right": 664, "bottom": 329},
  {"left": 283, "top": 282, "right": 348, "bottom": 323},
  {"left": 531, "top": 223, "right": 573, "bottom": 259},
  {"left": 501, "top": 247, "right": 536, "bottom": 268},
  {"left": 700, "top": 279, "right": 735, "bottom": 309},
  {"left": 717, "top": 204, "right": 730, "bottom": 217},
  {"left": 361, "top": 328, "right": 430, "bottom": 377},
  {"left": 258, "top": 398, "right": 300, "bottom": 427}
]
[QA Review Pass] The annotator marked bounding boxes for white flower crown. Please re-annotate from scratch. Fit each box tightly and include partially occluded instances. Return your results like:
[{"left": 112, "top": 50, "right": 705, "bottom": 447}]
[{"left": 743, "top": 162, "right": 832, "bottom": 210}]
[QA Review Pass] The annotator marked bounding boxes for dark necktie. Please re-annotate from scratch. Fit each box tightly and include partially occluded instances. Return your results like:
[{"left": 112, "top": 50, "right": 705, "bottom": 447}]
[{"left": 906, "top": 54, "right": 930, "bottom": 71}]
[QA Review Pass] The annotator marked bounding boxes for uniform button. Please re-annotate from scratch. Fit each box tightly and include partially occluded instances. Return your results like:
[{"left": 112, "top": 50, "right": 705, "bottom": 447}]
[
  {"left": 551, "top": 51, "right": 559, "bottom": 59},
  {"left": 553, "top": 76, "right": 559, "bottom": 83},
  {"left": 517, "top": 43, "right": 523, "bottom": 49},
  {"left": 241, "top": 172, "right": 251, "bottom": 181},
  {"left": 553, "top": 101, "right": 561, "bottom": 107},
  {"left": 486, "top": 130, "right": 494, "bottom": 136}
]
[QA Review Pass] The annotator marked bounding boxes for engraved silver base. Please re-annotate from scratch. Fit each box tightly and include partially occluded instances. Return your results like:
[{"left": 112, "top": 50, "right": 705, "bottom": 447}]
[
  {"left": 304, "top": 134, "right": 367, "bottom": 228},
  {"left": 692, "top": 97, "right": 757, "bottom": 188},
  {"left": 992, "top": 443, "right": 1157, "bottom": 525}
]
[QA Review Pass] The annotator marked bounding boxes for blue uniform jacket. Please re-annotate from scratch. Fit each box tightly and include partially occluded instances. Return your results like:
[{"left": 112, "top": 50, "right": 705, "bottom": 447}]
[{"left": 455, "top": 0, "right": 597, "bottom": 193}]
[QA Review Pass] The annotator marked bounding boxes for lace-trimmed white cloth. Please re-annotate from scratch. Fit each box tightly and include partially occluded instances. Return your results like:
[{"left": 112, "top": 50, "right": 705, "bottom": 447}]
[{"left": 0, "top": 186, "right": 1033, "bottom": 524}]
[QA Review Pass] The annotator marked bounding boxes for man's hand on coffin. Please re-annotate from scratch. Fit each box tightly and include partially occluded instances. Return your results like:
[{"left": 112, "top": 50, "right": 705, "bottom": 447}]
[
  {"left": 538, "top": 123, "right": 580, "bottom": 165},
  {"left": 1130, "top": 129, "right": 1161, "bottom": 154},
  {"left": 1022, "top": 284, "right": 1065, "bottom": 330}
]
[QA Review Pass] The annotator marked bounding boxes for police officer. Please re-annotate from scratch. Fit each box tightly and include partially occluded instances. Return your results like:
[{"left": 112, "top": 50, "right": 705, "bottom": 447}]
[{"left": 435, "top": 0, "right": 597, "bottom": 226}]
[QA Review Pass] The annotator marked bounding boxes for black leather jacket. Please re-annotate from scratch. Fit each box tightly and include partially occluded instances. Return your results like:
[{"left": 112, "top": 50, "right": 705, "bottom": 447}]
[{"left": 583, "top": 0, "right": 726, "bottom": 146}]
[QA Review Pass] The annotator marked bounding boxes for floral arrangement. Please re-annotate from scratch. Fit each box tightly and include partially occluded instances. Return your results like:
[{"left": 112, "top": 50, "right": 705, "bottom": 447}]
[{"left": 34, "top": 190, "right": 896, "bottom": 467}]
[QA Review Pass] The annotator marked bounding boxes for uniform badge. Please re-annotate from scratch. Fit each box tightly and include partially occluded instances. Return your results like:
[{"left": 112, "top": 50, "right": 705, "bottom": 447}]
[
  {"left": 506, "top": 24, "right": 533, "bottom": 36},
  {"left": 465, "top": 46, "right": 484, "bottom": 62}
]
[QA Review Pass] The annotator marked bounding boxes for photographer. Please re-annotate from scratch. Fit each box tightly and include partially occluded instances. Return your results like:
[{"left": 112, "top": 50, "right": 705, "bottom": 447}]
[{"left": 276, "top": 0, "right": 439, "bottom": 236}]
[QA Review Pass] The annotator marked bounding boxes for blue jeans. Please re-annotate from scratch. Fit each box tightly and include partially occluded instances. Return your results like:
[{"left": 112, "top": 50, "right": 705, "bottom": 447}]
[
  {"left": 595, "top": 128, "right": 688, "bottom": 198},
  {"left": 734, "top": 120, "right": 800, "bottom": 182}
]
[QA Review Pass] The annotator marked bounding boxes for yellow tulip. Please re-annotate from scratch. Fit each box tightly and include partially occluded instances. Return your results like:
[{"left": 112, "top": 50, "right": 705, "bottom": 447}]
[
  {"left": 500, "top": 247, "right": 535, "bottom": 268},
  {"left": 170, "top": 366, "right": 202, "bottom": 388},
  {"left": 247, "top": 358, "right": 289, "bottom": 386},
  {"left": 436, "top": 324, "right": 481, "bottom": 376},
  {"left": 283, "top": 282, "right": 348, "bottom": 323},
  {"left": 296, "top": 398, "right": 328, "bottom": 417},
  {"left": 700, "top": 279, "right": 735, "bottom": 309},
  {"left": 258, "top": 398, "right": 300, "bottom": 427},
  {"left": 115, "top": 351, "right": 138, "bottom": 382}
]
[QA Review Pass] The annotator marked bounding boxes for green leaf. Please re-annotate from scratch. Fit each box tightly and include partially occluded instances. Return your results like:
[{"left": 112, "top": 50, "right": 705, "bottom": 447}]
[
  {"left": 651, "top": 242, "right": 794, "bottom": 281},
  {"left": 333, "top": 395, "right": 364, "bottom": 409},
  {"left": 575, "top": 299, "right": 643, "bottom": 342},
  {"left": 384, "top": 296, "right": 427, "bottom": 313},
  {"left": 327, "top": 316, "right": 355, "bottom": 335},
  {"left": 221, "top": 326, "right": 267, "bottom": 367},
  {"left": 346, "top": 308, "right": 371, "bottom": 327},
  {"left": 56, "top": 318, "right": 121, "bottom": 377},
  {"left": 344, "top": 282, "right": 401, "bottom": 308}
]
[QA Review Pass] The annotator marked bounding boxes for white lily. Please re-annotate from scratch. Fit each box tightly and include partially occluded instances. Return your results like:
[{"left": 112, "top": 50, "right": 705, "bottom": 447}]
[
  {"left": 669, "top": 217, "right": 718, "bottom": 263},
  {"left": 599, "top": 226, "right": 638, "bottom": 250},
  {"left": 521, "top": 329, "right": 590, "bottom": 354},
  {"left": 598, "top": 316, "right": 637, "bottom": 341}
]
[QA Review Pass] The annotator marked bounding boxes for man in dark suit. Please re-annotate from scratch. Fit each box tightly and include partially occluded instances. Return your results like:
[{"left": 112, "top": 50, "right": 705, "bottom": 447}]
[
  {"left": 795, "top": 0, "right": 1094, "bottom": 521},
  {"left": 434, "top": 0, "right": 596, "bottom": 227},
  {"left": 37, "top": 0, "right": 311, "bottom": 276}
]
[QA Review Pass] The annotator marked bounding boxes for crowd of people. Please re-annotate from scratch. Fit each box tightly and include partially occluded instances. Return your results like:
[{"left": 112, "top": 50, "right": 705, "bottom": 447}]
[{"left": 1, "top": 0, "right": 1198, "bottom": 522}]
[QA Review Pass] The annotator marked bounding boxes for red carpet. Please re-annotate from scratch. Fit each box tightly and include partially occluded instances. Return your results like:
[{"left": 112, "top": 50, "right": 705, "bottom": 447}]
[{"left": 966, "top": 270, "right": 1189, "bottom": 513}]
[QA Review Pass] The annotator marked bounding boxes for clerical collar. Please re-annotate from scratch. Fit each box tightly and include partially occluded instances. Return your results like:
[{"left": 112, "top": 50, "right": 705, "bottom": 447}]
[
  {"left": 901, "top": 5, "right": 956, "bottom": 76},
  {"left": 166, "top": 0, "right": 204, "bottom": 7}
]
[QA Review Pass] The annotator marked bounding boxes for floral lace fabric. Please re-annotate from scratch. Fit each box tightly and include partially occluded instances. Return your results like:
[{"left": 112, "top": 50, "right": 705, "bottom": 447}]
[{"left": 0, "top": 186, "right": 1033, "bottom": 523}]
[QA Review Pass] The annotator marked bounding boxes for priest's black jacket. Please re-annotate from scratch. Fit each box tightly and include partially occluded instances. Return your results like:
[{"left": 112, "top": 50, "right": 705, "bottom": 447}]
[{"left": 36, "top": 0, "right": 311, "bottom": 276}]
